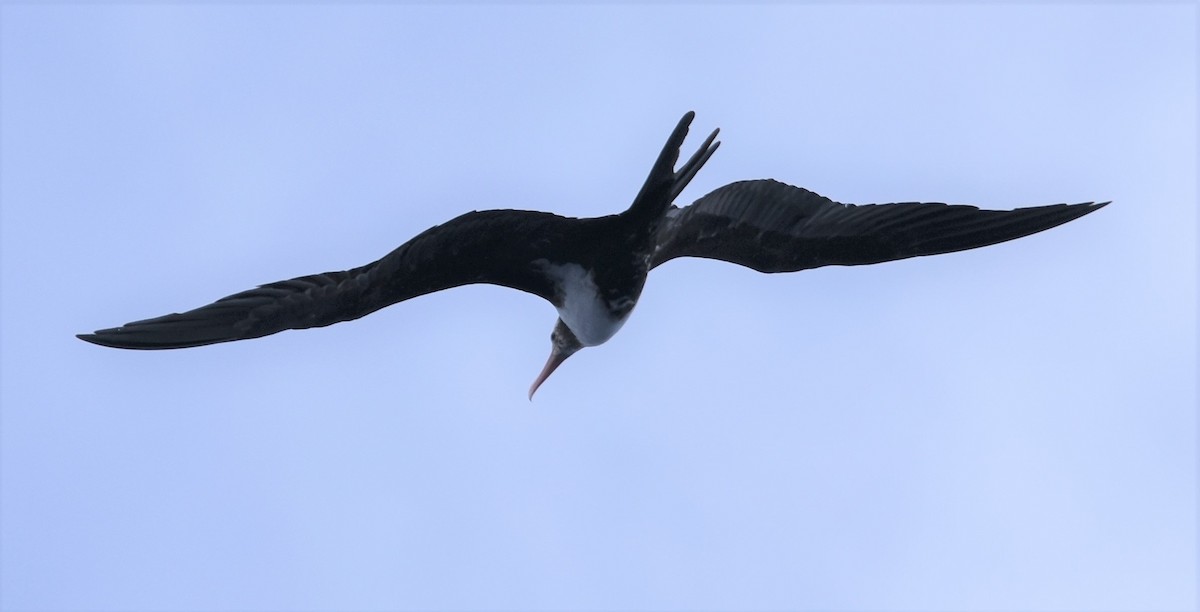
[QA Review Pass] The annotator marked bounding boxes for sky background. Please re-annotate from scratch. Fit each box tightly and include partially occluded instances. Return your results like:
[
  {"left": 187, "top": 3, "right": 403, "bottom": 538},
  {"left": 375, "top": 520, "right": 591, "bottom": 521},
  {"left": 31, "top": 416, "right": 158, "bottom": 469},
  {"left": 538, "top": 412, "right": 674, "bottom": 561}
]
[{"left": 1, "top": 3, "right": 1195, "bottom": 611}]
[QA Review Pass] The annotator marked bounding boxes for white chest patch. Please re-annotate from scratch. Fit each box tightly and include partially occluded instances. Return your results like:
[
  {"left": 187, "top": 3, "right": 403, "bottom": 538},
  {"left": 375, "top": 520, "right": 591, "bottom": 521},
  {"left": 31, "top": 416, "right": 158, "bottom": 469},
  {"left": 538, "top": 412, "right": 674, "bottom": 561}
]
[{"left": 536, "top": 260, "right": 631, "bottom": 347}]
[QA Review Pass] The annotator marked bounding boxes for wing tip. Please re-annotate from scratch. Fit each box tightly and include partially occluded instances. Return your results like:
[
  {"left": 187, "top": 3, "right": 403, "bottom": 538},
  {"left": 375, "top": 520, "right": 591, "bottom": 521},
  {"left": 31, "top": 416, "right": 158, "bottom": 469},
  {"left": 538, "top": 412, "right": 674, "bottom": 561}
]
[
  {"left": 75, "top": 325, "right": 219, "bottom": 350},
  {"left": 76, "top": 329, "right": 144, "bottom": 350},
  {"left": 1070, "top": 199, "right": 1110, "bottom": 218}
]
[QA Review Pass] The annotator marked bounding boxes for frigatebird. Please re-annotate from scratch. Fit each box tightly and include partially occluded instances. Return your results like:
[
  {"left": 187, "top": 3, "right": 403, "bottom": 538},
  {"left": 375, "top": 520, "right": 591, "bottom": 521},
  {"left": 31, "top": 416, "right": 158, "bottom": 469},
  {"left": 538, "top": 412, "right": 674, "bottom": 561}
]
[{"left": 78, "top": 112, "right": 1107, "bottom": 398}]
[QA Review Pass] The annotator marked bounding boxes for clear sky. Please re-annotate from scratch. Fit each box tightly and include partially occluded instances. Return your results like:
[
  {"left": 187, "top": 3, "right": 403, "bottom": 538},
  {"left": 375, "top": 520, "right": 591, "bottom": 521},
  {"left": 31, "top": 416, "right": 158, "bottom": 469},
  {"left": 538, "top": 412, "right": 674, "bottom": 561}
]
[{"left": 1, "top": 3, "right": 1195, "bottom": 611}]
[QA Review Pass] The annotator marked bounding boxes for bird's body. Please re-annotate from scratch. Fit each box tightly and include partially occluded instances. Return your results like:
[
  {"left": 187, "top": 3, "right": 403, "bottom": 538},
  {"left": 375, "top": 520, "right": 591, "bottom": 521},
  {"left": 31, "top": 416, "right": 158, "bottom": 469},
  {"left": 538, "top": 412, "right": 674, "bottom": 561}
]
[{"left": 79, "top": 112, "right": 1108, "bottom": 397}]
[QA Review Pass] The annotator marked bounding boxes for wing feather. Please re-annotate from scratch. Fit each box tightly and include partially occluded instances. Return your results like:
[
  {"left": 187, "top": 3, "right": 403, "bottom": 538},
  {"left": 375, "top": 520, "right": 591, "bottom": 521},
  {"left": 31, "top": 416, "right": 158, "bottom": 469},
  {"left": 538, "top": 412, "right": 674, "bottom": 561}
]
[
  {"left": 651, "top": 179, "right": 1108, "bottom": 272},
  {"left": 78, "top": 209, "right": 572, "bottom": 349}
]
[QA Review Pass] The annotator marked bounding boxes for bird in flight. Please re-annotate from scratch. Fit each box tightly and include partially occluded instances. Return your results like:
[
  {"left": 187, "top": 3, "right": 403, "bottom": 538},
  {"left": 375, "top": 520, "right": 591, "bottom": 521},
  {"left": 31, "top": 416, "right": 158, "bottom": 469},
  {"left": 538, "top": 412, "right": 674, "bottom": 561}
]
[{"left": 79, "top": 112, "right": 1107, "bottom": 398}]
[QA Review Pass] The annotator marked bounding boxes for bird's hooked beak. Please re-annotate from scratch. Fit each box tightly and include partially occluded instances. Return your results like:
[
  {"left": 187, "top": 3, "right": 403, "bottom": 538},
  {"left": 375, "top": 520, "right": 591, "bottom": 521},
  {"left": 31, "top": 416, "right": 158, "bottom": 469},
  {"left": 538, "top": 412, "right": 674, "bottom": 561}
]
[{"left": 528, "top": 320, "right": 583, "bottom": 400}]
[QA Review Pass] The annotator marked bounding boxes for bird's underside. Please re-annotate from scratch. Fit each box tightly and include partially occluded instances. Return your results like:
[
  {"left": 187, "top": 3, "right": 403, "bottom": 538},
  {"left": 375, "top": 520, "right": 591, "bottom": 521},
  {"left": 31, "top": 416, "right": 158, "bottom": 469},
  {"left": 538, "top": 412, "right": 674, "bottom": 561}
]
[{"left": 78, "top": 111, "right": 1108, "bottom": 396}]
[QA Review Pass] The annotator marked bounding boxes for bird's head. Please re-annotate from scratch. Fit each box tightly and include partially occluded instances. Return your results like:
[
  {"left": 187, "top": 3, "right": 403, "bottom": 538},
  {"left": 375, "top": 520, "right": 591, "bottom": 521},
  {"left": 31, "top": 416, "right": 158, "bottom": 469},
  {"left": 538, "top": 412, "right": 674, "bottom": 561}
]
[{"left": 528, "top": 319, "right": 584, "bottom": 400}]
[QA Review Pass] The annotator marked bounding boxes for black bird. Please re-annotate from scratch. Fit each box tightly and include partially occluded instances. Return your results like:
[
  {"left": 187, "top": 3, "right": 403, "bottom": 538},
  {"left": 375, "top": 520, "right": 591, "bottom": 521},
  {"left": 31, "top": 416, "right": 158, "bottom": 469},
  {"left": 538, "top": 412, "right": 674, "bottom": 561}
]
[{"left": 78, "top": 112, "right": 1108, "bottom": 397}]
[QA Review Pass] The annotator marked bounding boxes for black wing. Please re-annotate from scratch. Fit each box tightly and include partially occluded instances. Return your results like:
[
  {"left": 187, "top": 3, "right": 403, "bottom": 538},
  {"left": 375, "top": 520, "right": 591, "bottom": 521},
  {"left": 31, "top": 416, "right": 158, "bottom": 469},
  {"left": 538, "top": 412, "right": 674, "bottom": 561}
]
[
  {"left": 78, "top": 111, "right": 720, "bottom": 351},
  {"left": 651, "top": 179, "right": 1108, "bottom": 272},
  {"left": 78, "top": 209, "right": 574, "bottom": 349}
]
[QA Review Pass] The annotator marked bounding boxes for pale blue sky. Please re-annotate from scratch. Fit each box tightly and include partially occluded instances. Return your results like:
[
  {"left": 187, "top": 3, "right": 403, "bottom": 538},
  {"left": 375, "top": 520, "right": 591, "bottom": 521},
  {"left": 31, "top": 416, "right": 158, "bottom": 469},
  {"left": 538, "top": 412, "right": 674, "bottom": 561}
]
[{"left": 1, "top": 3, "right": 1195, "bottom": 611}]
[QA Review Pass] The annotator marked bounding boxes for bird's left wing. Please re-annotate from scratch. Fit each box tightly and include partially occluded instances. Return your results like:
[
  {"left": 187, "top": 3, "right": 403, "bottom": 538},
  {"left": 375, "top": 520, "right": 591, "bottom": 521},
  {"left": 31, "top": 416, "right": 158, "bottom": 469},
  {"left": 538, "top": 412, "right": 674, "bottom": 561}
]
[
  {"left": 79, "top": 209, "right": 574, "bottom": 349},
  {"left": 651, "top": 179, "right": 1108, "bottom": 272}
]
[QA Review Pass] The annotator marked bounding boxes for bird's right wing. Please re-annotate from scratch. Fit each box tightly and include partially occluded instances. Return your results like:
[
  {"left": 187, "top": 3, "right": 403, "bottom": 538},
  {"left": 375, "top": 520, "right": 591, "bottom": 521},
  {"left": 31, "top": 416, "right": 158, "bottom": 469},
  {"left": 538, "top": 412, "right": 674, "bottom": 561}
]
[
  {"left": 651, "top": 179, "right": 1108, "bottom": 273},
  {"left": 78, "top": 209, "right": 573, "bottom": 349}
]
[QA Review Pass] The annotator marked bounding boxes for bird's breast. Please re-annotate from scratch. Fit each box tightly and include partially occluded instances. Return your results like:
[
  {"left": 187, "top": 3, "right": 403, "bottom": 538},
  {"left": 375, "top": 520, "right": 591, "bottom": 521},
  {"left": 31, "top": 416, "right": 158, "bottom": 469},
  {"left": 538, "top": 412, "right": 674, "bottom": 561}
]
[{"left": 535, "top": 260, "right": 635, "bottom": 347}]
